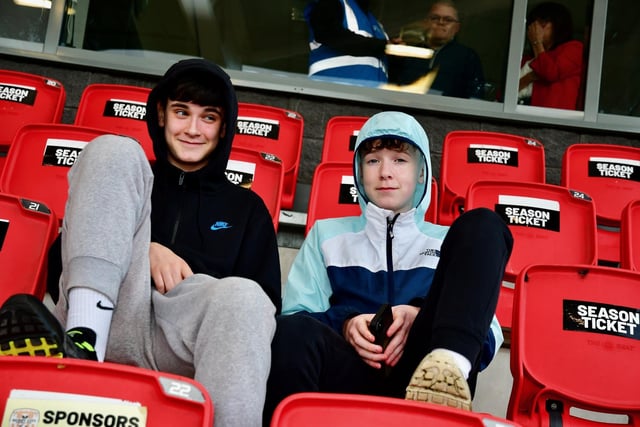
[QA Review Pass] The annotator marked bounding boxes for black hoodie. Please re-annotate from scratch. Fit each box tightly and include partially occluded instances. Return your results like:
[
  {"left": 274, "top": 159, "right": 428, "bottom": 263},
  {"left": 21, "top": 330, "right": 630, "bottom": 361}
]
[{"left": 146, "top": 58, "right": 281, "bottom": 313}]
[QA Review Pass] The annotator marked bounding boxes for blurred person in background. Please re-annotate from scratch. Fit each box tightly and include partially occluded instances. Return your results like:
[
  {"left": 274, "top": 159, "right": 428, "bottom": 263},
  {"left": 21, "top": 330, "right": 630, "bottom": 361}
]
[
  {"left": 389, "top": 0, "right": 485, "bottom": 99},
  {"left": 304, "top": 0, "right": 390, "bottom": 86},
  {"left": 518, "top": 1, "right": 585, "bottom": 110}
]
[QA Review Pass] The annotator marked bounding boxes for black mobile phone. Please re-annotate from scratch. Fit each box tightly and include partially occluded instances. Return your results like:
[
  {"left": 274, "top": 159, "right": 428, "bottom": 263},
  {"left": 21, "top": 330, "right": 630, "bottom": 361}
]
[{"left": 369, "top": 303, "right": 393, "bottom": 349}]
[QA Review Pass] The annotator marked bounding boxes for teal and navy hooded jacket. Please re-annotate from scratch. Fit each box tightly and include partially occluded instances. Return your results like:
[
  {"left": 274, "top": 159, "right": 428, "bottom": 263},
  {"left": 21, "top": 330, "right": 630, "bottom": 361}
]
[
  {"left": 146, "top": 58, "right": 281, "bottom": 313},
  {"left": 282, "top": 111, "right": 502, "bottom": 368}
]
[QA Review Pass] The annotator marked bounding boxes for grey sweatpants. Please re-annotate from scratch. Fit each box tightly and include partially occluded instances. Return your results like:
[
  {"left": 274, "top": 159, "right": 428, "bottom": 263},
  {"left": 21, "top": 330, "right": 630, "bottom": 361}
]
[{"left": 53, "top": 135, "right": 276, "bottom": 427}]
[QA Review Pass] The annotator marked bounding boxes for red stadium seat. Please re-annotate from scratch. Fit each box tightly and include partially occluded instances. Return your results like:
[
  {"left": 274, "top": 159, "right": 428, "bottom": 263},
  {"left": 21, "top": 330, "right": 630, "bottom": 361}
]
[
  {"left": 465, "top": 181, "right": 598, "bottom": 331},
  {"left": 235, "top": 103, "right": 303, "bottom": 210},
  {"left": 508, "top": 264, "right": 640, "bottom": 427},
  {"left": 305, "top": 162, "right": 360, "bottom": 235},
  {"left": 439, "top": 131, "right": 545, "bottom": 226},
  {"left": 271, "top": 392, "right": 523, "bottom": 427},
  {"left": 226, "top": 146, "right": 284, "bottom": 231},
  {"left": 0, "top": 357, "right": 212, "bottom": 427},
  {"left": 561, "top": 143, "right": 640, "bottom": 265},
  {"left": 620, "top": 199, "right": 640, "bottom": 271},
  {"left": 0, "top": 124, "right": 106, "bottom": 225},
  {"left": 0, "top": 193, "right": 58, "bottom": 305},
  {"left": 74, "top": 83, "right": 154, "bottom": 162},
  {"left": 320, "top": 116, "right": 368, "bottom": 163},
  {"left": 0, "top": 70, "right": 66, "bottom": 174}
]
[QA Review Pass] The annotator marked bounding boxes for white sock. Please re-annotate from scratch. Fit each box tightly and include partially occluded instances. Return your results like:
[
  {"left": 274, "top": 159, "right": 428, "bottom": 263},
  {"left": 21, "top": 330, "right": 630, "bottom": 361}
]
[
  {"left": 432, "top": 348, "right": 472, "bottom": 379},
  {"left": 66, "top": 287, "right": 114, "bottom": 362}
]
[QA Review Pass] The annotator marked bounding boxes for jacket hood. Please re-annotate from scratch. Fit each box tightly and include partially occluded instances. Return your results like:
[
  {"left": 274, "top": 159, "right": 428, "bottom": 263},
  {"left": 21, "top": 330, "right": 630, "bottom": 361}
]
[
  {"left": 353, "top": 111, "right": 432, "bottom": 219},
  {"left": 146, "top": 58, "right": 238, "bottom": 181}
]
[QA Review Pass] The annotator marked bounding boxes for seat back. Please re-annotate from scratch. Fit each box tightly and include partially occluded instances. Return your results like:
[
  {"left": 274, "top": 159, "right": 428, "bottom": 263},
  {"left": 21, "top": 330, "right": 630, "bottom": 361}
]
[
  {"left": 0, "top": 124, "right": 105, "bottom": 225},
  {"left": 465, "top": 181, "right": 598, "bottom": 330},
  {"left": 0, "top": 357, "right": 212, "bottom": 427},
  {"left": 0, "top": 70, "right": 66, "bottom": 173},
  {"left": 234, "top": 103, "right": 303, "bottom": 210},
  {"left": 561, "top": 143, "right": 640, "bottom": 264},
  {"left": 305, "top": 162, "right": 360, "bottom": 235},
  {"left": 621, "top": 199, "right": 640, "bottom": 271},
  {"left": 508, "top": 264, "right": 640, "bottom": 427},
  {"left": 320, "top": 116, "right": 368, "bottom": 163},
  {"left": 226, "top": 146, "right": 284, "bottom": 231},
  {"left": 439, "top": 131, "right": 545, "bottom": 226},
  {"left": 74, "top": 83, "right": 154, "bottom": 162},
  {"left": 271, "top": 392, "right": 522, "bottom": 427},
  {"left": 0, "top": 193, "right": 58, "bottom": 305}
]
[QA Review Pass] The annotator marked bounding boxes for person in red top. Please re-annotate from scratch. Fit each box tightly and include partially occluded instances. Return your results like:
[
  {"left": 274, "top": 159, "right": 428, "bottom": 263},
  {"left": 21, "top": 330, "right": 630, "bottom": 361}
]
[{"left": 518, "top": 2, "right": 584, "bottom": 110}]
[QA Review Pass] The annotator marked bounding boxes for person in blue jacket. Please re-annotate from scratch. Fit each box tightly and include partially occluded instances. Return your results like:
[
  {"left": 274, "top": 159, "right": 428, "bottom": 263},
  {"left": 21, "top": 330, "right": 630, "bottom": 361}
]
[
  {"left": 305, "top": 0, "right": 390, "bottom": 86},
  {"left": 263, "top": 111, "right": 513, "bottom": 423}
]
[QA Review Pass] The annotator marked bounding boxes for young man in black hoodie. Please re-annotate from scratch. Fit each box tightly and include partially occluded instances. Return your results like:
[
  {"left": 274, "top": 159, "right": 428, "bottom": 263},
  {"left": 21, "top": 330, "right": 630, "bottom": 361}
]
[{"left": 0, "top": 58, "right": 280, "bottom": 427}]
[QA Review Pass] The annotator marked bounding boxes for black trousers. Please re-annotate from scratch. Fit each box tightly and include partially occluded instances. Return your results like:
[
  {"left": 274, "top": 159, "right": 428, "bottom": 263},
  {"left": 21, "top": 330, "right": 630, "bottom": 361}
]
[{"left": 263, "top": 208, "right": 513, "bottom": 424}]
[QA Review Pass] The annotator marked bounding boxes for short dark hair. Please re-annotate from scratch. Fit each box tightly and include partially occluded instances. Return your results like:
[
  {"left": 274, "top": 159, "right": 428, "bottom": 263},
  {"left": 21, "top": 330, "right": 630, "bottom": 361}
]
[
  {"left": 358, "top": 138, "right": 418, "bottom": 158},
  {"left": 165, "top": 70, "right": 225, "bottom": 110},
  {"left": 526, "top": 1, "right": 574, "bottom": 48}
]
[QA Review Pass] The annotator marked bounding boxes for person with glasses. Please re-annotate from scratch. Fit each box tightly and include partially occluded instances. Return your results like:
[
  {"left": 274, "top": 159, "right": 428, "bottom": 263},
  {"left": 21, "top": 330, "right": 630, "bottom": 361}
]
[{"left": 389, "top": 1, "right": 485, "bottom": 99}]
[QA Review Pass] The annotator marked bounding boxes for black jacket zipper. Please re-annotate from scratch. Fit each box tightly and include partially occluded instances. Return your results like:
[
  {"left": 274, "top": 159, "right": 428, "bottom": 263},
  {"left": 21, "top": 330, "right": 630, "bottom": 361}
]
[
  {"left": 170, "top": 171, "right": 186, "bottom": 245},
  {"left": 386, "top": 213, "right": 400, "bottom": 303}
]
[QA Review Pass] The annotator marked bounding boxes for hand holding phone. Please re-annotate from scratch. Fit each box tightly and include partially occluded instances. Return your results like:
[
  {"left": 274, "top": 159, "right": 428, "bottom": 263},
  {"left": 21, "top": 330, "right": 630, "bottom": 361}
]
[{"left": 369, "top": 303, "right": 393, "bottom": 349}]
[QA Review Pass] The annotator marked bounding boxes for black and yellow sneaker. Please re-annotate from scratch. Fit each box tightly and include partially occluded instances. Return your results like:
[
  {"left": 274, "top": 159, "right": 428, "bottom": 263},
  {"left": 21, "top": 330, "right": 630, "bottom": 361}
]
[
  {"left": 0, "top": 294, "right": 97, "bottom": 361},
  {"left": 66, "top": 327, "right": 98, "bottom": 360}
]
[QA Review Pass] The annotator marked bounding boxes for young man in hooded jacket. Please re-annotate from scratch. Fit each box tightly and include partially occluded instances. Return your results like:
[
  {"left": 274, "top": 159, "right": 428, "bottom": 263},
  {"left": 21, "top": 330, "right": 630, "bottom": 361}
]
[
  {"left": 263, "top": 111, "right": 513, "bottom": 423},
  {"left": 0, "top": 58, "right": 279, "bottom": 427}
]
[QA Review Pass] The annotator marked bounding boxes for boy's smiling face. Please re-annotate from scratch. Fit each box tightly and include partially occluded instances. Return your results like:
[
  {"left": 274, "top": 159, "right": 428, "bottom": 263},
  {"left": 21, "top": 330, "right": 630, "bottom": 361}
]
[
  {"left": 360, "top": 142, "right": 424, "bottom": 214},
  {"left": 158, "top": 99, "right": 225, "bottom": 172}
]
